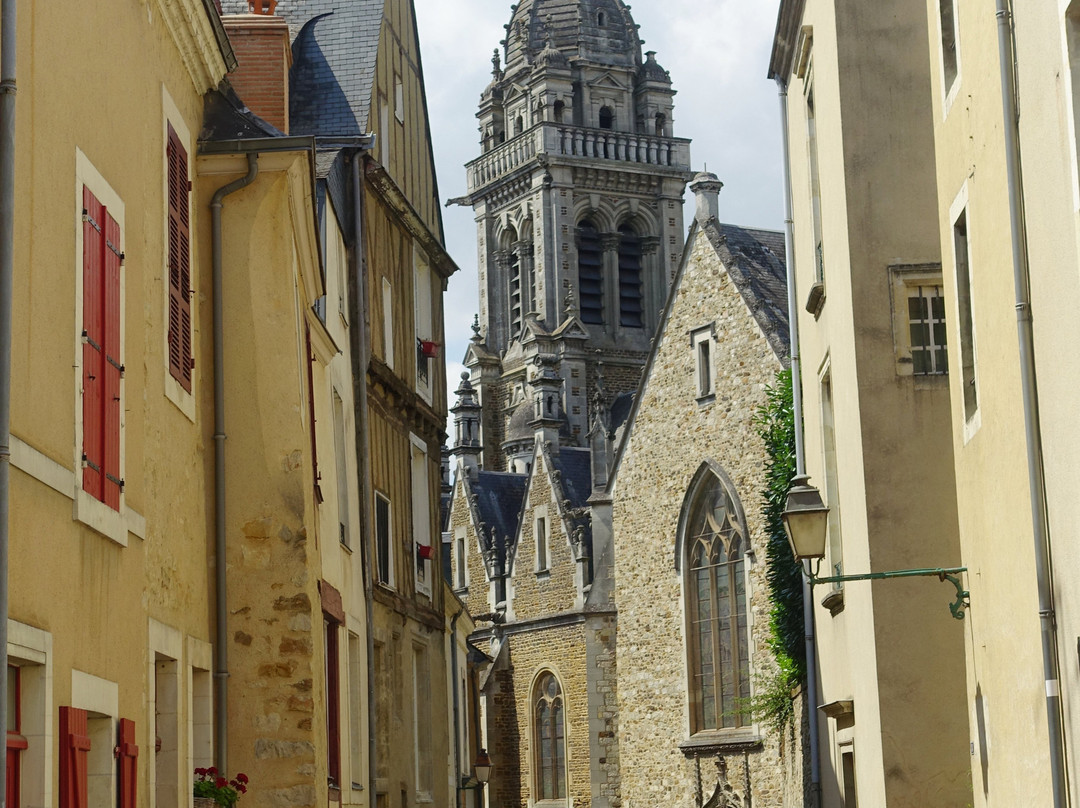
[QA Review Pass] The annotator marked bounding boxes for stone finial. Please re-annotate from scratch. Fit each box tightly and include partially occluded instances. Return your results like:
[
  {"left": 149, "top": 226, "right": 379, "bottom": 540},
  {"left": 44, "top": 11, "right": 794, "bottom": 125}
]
[
  {"left": 492, "top": 49, "right": 502, "bottom": 79},
  {"left": 690, "top": 171, "right": 724, "bottom": 226},
  {"left": 564, "top": 288, "right": 576, "bottom": 315},
  {"left": 471, "top": 314, "right": 483, "bottom": 342}
]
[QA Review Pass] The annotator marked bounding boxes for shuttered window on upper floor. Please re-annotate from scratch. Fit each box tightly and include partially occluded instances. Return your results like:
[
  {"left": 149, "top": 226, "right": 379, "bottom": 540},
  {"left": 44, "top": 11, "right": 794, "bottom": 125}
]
[
  {"left": 167, "top": 125, "right": 194, "bottom": 393},
  {"left": 82, "top": 187, "right": 123, "bottom": 510}
]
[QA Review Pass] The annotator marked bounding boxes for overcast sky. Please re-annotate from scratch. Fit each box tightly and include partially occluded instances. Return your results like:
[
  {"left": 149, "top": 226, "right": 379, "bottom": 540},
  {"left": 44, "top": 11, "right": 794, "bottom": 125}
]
[{"left": 411, "top": 0, "right": 786, "bottom": 413}]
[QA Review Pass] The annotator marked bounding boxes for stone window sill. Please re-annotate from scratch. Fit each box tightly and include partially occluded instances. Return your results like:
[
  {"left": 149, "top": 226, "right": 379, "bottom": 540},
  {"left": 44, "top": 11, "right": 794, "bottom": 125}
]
[{"left": 678, "top": 729, "right": 763, "bottom": 757}]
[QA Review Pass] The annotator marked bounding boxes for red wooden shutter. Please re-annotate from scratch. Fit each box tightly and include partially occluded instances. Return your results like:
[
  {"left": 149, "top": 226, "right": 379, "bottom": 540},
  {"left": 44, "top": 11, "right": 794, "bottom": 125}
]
[
  {"left": 81, "top": 188, "right": 105, "bottom": 503},
  {"left": 102, "top": 211, "right": 122, "bottom": 510},
  {"left": 58, "top": 707, "right": 90, "bottom": 808},
  {"left": 116, "top": 718, "right": 138, "bottom": 808},
  {"left": 167, "top": 126, "right": 193, "bottom": 392}
]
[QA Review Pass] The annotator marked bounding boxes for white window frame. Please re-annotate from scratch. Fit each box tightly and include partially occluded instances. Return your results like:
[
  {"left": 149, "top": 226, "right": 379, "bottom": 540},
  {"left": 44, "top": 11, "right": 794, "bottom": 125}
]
[
  {"left": 73, "top": 148, "right": 132, "bottom": 547},
  {"left": 71, "top": 670, "right": 119, "bottom": 808},
  {"left": 149, "top": 620, "right": 183, "bottom": 808},
  {"left": 382, "top": 278, "right": 394, "bottom": 370},
  {"left": 936, "top": 0, "right": 963, "bottom": 116},
  {"left": 454, "top": 526, "right": 468, "bottom": 591},
  {"left": 394, "top": 74, "right": 405, "bottom": 125},
  {"left": 888, "top": 264, "right": 947, "bottom": 379},
  {"left": 186, "top": 636, "right": 213, "bottom": 777},
  {"left": 375, "top": 490, "right": 395, "bottom": 589},
  {"left": 690, "top": 324, "right": 716, "bottom": 401},
  {"left": 8, "top": 621, "right": 53, "bottom": 808},
  {"left": 949, "top": 184, "right": 981, "bottom": 442},
  {"left": 413, "top": 248, "right": 433, "bottom": 405},
  {"left": 534, "top": 506, "right": 550, "bottom": 574},
  {"left": 411, "top": 433, "right": 433, "bottom": 599}
]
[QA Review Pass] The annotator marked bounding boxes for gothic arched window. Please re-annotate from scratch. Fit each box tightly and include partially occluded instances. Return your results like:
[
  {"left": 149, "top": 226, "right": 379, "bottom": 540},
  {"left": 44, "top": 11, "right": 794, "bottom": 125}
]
[
  {"left": 577, "top": 220, "right": 604, "bottom": 325},
  {"left": 534, "top": 672, "right": 566, "bottom": 801},
  {"left": 599, "top": 106, "right": 614, "bottom": 130},
  {"left": 683, "top": 467, "right": 751, "bottom": 733},
  {"left": 597, "top": 11, "right": 606, "bottom": 27},
  {"left": 617, "top": 225, "right": 643, "bottom": 328}
]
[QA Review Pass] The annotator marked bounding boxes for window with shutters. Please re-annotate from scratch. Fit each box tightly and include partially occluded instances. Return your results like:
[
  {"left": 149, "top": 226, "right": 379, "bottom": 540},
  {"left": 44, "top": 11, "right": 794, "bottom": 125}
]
[
  {"left": 74, "top": 150, "right": 130, "bottom": 546},
  {"left": 411, "top": 435, "right": 433, "bottom": 599},
  {"left": 58, "top": 707, "right": 90, "bottom": 808},
  {"left": 166, "top": 124, "right": 193, "bottom": 394},
  {"left": 577, "top": 221, "right": 603, "bottom": 325},
  {"left": 412, "top": 644, "right": 432, "bottom": 800},
  {"left": 324, "top": 617, "right": 342, "bottom": 794}
]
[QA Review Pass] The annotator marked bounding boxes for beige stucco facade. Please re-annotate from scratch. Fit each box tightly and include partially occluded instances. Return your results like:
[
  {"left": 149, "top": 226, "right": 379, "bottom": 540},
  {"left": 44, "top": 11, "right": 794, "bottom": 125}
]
[
  {"left": 922, "top": 1, "right": 1080, "bottom": 803},
  {"left": 5, "top": 0, "right": 231, "bottom": 805},
  {"left": 771, "top": 0, "right": 971, "bottom": 805}
]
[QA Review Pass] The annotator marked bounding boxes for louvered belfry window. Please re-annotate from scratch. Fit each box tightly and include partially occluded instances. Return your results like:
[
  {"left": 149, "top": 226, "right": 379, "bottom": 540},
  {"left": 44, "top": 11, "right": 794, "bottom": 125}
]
[
  {"left": 82, "top": 186, "right": 122, "bottom": 510},
  {"left": 617, "top": 225, "right": 643, "bottom": 327},
  {"left": 577, "top": 220, "right": 604, "bottom": 324},
  {"left": 167, "top": 125, "right": 193, "bottom": 392}
]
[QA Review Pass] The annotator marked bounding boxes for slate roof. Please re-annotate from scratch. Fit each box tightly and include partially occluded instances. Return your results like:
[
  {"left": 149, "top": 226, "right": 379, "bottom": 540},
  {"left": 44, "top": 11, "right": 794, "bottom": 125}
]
[
  {"left": 704, "top": 223, "right": 790, "bottom": 363},
  {"left": 469, "top": 471, "right": 528, "bottom": 558},
  {"left": 550, "top": 448, "right": 592, "bottom": 512},
  {"left": 200, "top": 81, "right": 285, "bottom": 142},
  {"left": 220, "top": 0, "right": 384, "bottom": 136}
]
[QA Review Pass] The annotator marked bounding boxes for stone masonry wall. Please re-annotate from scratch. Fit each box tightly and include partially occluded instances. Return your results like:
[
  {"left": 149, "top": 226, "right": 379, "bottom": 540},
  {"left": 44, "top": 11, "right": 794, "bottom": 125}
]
[
  {"left": 586, "top": 614, "right": 620, "bottom": 808},
  {"left": 508, "top": 450, "right": 580, "bottom": 621},
  {"left": 612, "top": 228, "right": 803, "bottom": 808},
  {"left": 448, "top": 475, "right": 495, "bottom": 618},
  {"left": 501, "top": 623, "right": 594, "bottom": 808}
]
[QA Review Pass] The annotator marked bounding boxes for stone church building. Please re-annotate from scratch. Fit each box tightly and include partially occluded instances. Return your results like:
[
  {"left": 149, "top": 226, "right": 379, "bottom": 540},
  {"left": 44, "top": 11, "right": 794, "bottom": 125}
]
[{"left": 445, "top": 1, "right": 806, "bottom": 806}]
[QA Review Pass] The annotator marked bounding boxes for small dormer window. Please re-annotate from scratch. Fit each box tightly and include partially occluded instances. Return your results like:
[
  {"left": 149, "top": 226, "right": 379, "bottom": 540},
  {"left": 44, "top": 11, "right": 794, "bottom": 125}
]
[
  {"left": 598, "top": 11, "right": 606, "bottom": 26},
  {"left": 599, "top": 106, "right": 614, "bottom": 130}
]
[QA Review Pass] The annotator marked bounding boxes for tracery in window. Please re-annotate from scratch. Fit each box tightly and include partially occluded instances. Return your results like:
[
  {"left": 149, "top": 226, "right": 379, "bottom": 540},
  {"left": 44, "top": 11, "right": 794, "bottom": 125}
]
[
  {"left": 684, "top": 469, "right": 750, "bottom": 733},
  {"left": 534, "top": 672, "right": 566, "bottom": 801}
]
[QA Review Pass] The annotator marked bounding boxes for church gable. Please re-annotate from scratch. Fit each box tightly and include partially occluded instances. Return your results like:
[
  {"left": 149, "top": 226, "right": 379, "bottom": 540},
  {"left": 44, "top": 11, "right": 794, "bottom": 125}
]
[{"left": 507, "top": 448, "right": 585, "bottom": 620}]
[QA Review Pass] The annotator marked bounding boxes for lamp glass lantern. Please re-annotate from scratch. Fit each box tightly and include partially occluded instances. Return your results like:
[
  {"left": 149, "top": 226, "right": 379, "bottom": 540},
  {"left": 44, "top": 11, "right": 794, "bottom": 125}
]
[
  {"left": 474, "top": 748, "right": 492, "bottom": 784},
  {"left": 781, "top": 475, "right": 829, "bottom": 561}
]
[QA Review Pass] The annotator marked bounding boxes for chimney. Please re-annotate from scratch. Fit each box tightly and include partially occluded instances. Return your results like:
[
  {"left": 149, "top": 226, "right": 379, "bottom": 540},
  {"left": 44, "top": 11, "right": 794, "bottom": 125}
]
[
  {"left": 222, "top": 3, "right": 292, "bottom": 134},
  {"left": 690, "top": 171, "right": 724, "bottom": 226}
]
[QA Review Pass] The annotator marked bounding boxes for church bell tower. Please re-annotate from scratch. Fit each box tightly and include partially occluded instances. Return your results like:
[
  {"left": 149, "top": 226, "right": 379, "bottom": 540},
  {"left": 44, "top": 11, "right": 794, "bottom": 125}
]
[{"left": 459, "top": 0, "right": 692, "bottom": 470}]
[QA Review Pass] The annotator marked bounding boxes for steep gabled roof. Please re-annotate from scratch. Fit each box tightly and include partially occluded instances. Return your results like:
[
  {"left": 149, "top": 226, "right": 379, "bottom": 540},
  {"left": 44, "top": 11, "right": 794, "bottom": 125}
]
[
  {"left": 607, "top": 218, "right": 789, "bottom": 493},
  {"left": 467, "top": 470, "right": 529, "bottom": 562},
  {"left": 704, "top": 223, "right": 790, "bottom": 362}
]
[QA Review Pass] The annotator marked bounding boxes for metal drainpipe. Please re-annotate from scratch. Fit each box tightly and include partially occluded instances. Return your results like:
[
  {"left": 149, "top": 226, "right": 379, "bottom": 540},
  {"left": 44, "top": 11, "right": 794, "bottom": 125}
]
[
  {"left": 450, "top": 606, "right": 464, "bottom": 805},
  {"left": 349, "top": 152, "right": 378, "bottom": 801},
  {"left": 995, "top": 3, "right": 1069, "bottom": 805},
  {"left": 210, "top": 152, "right": 260, "bottom": 773},
  {"left": 776, "top": 76, "right": 821, "bottom": 808},
  {"left": 0, "top": 0, "right": 17, "bottom": 801}
]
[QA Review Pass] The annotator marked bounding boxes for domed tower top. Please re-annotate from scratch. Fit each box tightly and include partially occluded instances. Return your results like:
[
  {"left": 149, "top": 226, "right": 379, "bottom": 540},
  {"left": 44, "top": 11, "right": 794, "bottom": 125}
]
[{"left": 504, "top": 0, "right": 642, "bottom": 72}]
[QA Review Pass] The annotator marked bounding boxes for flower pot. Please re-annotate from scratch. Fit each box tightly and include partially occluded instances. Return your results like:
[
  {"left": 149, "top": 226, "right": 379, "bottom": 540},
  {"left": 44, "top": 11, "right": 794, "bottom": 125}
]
[{"left": 194, "top": 797, "right": 218, "bottom": 808}]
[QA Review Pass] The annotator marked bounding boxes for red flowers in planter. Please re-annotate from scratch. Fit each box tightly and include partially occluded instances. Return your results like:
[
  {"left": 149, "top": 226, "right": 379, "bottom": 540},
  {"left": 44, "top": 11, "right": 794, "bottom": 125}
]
[{"left": 194, "top": 768, "right": 250, "bottom": 807}]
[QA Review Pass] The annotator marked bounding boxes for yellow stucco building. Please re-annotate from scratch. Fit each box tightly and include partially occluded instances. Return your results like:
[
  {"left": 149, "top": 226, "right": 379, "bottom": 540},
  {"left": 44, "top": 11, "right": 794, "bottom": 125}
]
[{"left": 770, "top": 0, "right": 972, "bottom": 804}]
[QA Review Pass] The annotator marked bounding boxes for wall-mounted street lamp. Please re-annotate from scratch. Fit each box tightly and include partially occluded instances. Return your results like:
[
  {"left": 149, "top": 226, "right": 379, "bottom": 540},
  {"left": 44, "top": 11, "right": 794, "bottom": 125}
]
[
  {"left": 781, "top": 475, "right": 970, "bottom": 620},
  {"left": 458, "top": 748, "right": 493, "bottom": 808}
]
